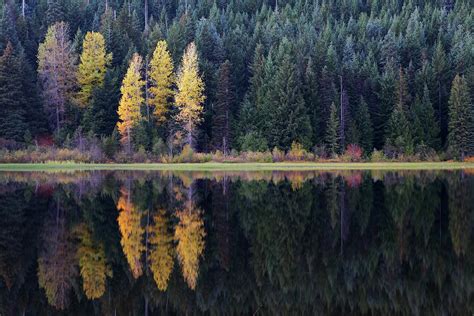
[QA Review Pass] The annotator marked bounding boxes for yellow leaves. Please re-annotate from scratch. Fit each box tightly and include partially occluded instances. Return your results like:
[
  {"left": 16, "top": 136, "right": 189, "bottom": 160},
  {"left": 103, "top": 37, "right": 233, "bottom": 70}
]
[
  {"left": 117, "top": 187, "right": 145, "bottom": 278},
  {"left": 75, "top": 223, "right": 112, "bottom": 300},
  {"left": 117, "top": 53, "right": 145, "bottom": 146},
  {"left": 148, "top": 209, "right": 174, "bottom": 291},
  {"left": 149, "top": 40, "right": 174, "bottom": 123},
  {"left": 175, "top": 42, "right": 205, "bottom": 129},
  {"left": 174, "top": 206, "right": 205, "bottom": 289},
  {"left": 77, "top": 32, "right": 111, "bottom": 107}
]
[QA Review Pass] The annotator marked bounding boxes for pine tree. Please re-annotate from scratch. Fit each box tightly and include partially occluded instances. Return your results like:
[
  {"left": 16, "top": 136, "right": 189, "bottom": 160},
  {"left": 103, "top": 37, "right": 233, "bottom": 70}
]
[
  {"left": 412, "top": 85, "right": 440, "bottom": 150},
  {"left": 175, "top": 42, "right": 205, "bottom": 149},
  {"left": 354, "top": 97, "right": 373, "bottom": 154},
  {"left": 77, "top": 32, "right": 111, "bottom": 108},
  {"left": 448, "top": 75, "right": 473, "bottom": 160},
  {"left": 326, "top": 102, "right": 339, "bottom": 156},
  {"left": 117, "top": 53, "right": 144, "bottom": 152},
  {"left": 149, "top": 40, "right": 174, "bottom": 123},
  {"left": 211, "top": 60, "right": 234, "bottom": 153},
  {"left": 0, "top": 42, "right": 28, "bottom": 141}
]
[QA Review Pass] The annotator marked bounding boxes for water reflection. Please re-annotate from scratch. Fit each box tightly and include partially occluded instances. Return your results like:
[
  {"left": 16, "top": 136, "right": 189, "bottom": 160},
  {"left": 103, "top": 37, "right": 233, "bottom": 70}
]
[{"left": 0, "top": 170, "right": 473, "bottom": 315}]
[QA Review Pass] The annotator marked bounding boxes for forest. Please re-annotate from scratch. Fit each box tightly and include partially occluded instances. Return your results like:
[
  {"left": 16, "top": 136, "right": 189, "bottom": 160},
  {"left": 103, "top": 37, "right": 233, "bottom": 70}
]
[{"left": 0, "top": 0, "right": 473, "bottom": 162}]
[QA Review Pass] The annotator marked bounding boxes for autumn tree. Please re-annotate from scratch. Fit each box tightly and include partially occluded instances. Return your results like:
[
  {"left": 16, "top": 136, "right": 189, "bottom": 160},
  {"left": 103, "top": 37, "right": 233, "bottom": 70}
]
[
  {"left": 75, "top": 223, "right": 112, "bottom": 300},
  {"left": 175, "top": 42, "right": 205, "bottom": 149},
  {"left": 174, "top": 205, "right": 205, "bottom": 289},
  {"left": 147, "top": 209, "right": 174, "bottom": 291},
  {"left": 37, "top": 22, "right": 76, "bottom": 135},
  {"left": 117, "top": 53, "right": 144, "bottom": 152},
  {"left": 448, "top": 75, "right": 473, "bottom": 160},
  {"left": 149, "top": 40, "right": 174, "bottom": 123},
  {"left": 117, "top": 186, "right": 145, "bottom": 278},
  {"left": 77, "top": 32, "right": 111, "bottom": 108}
]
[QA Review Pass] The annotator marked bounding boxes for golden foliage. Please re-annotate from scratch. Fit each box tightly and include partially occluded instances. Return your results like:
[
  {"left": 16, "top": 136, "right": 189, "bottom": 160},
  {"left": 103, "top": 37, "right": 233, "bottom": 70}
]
[
  {"left": 75, "top": 223, "right": 112, "bottom": 299},
  {"left": 148, "top": 209, "right": 174, "bottom": 291},
  {"left": 117, "top": 53, "right": 144, "bottom": 146},
  {"left": 149, "top": 40, "right": 174, "bottom": 123},
  {"left": 77, "top": 32, "right": 111, "bottom": 107},
  {"left": 175, "top": 42, "right": 205, "bottom": 140},
  {"left": 174, "top": 206, "right": 205, "bottom": 289},
  {"left": 117, "top": 187, "right": 145, "bottom": 278}
]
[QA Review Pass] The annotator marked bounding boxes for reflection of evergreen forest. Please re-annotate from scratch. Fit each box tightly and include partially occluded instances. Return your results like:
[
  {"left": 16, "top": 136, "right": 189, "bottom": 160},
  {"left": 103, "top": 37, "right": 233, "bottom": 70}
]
[{"left": 0, "top": 170, "right": 473, "bottom": 314}]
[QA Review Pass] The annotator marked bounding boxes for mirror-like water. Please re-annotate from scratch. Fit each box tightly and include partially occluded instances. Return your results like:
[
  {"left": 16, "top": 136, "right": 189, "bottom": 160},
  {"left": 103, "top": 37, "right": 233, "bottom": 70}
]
[{"left": 0, "top": 170, "right": 473, "bottom": 315}]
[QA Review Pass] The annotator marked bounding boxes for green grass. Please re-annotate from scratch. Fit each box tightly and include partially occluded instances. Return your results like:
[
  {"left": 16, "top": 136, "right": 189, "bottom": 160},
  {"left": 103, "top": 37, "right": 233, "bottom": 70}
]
[{"left": 0, "top": 161, "right": 473, "bottom": 171}]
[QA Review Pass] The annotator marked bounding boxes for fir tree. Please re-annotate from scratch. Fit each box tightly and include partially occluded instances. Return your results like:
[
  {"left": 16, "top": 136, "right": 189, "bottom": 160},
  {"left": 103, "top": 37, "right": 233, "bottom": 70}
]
[
  {"left": 448, "top": 75, "right": 473, "bottom": 160},
  {"left": 326, "top": 102, "right": 339, "bottom": 156},
  {"left": 0, "top": 42, "right": 28, "bottom": 141},
  {"left": 354, "top": 97, "right": 373, "bottom": 154}
]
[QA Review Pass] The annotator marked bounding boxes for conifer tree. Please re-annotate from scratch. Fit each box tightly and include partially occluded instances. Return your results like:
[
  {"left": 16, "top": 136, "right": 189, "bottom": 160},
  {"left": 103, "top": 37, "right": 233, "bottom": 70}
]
[
  {"left": 412, "top": 85, "right": 440, "bottom": 149},
  {"left": 175, "top": 42, "right": 205, "bottom": 148},
  {"left": 149, "top": 40, "right": 174, "bottom": 123},
  {"left": 354, "top": 97, "right": 373, "bottom": 154},
  {"left": 77, "top": 32, "right": 111, "bottom": 108},
  {"left": 211, "top": 60, "right": 234, "bottom": 153},
  {"left": 326, "top": 102, "right": 339, "bottom": 156},
  {"left": 448, "top": 75, "right": 473, "bottom": 160},
  {"left": 0, "top": 42, "right": 28, "bottom": 141},
  {"left": 117, "top": 53, "right": 144, "bottom": 152}
]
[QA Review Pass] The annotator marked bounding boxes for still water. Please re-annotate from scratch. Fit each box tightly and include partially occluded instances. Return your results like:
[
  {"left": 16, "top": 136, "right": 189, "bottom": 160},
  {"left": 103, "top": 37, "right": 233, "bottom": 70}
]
[{"left": 0, "top": 170, "right": 473, "bottom": 315}]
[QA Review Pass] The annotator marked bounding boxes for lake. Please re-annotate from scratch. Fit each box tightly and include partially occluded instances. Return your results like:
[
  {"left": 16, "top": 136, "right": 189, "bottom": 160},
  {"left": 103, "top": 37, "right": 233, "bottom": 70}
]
[{"left": 0, "top": 169, "right": 473, "bottom": 315}]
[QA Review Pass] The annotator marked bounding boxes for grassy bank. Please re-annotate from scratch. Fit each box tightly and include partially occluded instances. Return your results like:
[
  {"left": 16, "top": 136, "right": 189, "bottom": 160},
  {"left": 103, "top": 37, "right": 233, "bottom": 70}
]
[{"left": 0, "top": 161, "right": 473, "bottom": 171}]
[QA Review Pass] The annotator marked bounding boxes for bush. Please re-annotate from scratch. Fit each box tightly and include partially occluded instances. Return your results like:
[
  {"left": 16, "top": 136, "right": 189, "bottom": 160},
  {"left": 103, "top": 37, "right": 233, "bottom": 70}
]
[
  {"left": 286, "top": 142, "right": 314, "bottom": 161},
  {"left": 342, "top": 144, "right": 363, "bottom": 162},
  {"left": 371, "top": 149, "right": 386, "bottom": 162},
  {"left": 272, "top": 147, "right": 285, "bottom": 162}
]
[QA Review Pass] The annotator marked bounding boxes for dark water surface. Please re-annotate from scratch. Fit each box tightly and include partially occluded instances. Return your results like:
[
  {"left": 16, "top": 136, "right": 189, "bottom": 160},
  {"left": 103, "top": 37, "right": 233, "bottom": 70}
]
[{"left": 0, "top": 170, "right": 473, "bottom": 315}]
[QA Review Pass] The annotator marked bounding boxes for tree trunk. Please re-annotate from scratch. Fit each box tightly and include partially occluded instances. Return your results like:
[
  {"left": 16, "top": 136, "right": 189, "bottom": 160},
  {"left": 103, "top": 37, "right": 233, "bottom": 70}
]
[{"left": 144, "top": 0, "right": 149, "bottom": 32}]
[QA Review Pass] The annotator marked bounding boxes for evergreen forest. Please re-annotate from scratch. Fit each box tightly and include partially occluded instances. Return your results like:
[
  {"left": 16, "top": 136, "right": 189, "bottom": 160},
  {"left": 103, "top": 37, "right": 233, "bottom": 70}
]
[{"left": 0, "top": 0, "right": 473, "bottom": 161}]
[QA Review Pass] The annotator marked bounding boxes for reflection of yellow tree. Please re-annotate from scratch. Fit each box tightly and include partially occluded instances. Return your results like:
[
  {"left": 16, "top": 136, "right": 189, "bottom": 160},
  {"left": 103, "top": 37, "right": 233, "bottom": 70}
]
[
  {"left": 37, "top": 216, "right": 77, "bottom": 310},
  {"left": 117, "top": 187, "right": 145, "bottom": 278},
  {"left": 174, "top": 206, "right": 205, "bottom": 289},
  {"left": 75, "top": 223, "right": 112, "bottom": 299},
  {"left": 148, "top": 209, "right": 174, "bottom": 291}
]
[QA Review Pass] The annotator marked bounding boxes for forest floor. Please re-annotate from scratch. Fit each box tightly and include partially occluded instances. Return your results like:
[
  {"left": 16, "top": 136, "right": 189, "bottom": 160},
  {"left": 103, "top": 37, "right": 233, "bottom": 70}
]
[{"left": 0, "top": 162, "right": 473, "bottom": 171}]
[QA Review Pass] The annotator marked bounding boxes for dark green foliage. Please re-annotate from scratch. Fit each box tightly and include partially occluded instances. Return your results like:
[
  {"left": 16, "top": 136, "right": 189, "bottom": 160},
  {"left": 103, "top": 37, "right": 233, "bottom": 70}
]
[
  {"left": 0, "top": 0, "right": 471, "bottom": 157},
  {"left": 448, "top": 75, "right": 473, "bottom": 160},
  {"left": 0, "top": 43, "right": 28, "bottom": 142},
  {"left": 325, "top": 102, "right": 339, "bottom": 156}
]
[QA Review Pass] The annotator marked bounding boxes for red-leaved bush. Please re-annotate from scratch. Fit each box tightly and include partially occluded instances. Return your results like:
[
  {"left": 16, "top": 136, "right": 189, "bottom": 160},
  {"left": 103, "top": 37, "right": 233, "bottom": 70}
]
[{"left": 344, "top": 144, "right": 363, "bottom": 162}]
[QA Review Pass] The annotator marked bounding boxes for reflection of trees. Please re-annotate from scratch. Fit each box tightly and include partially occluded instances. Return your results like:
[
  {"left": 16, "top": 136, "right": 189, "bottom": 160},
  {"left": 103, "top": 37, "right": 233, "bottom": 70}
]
[
  {"left": 75, "top": 223, "right": 112, "bottom": 299},
  {"left": 148, "top": 209, "right": 174, "bottom": 291},
  {"left": 37, "top": 198, "right": 77, "bottom": 310},
  {"left": 117, "top": 186, "right": 145, "bottom": 279},
  {"left": 174, "top": 205, "right": 205, "bottom": 290}
]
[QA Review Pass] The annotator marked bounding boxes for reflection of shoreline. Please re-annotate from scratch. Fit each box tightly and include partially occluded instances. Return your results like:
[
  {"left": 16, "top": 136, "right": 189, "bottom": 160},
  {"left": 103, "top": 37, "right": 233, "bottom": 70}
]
[{"left": 0, "top": 169, "right": 460, "bottom": 189}]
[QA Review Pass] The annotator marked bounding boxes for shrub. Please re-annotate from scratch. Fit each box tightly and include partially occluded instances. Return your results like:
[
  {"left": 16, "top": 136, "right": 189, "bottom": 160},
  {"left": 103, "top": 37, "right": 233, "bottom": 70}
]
[
  {"left": 286, "top": 142, "right": 314, "bottom": 161},
  {"left": 152, "top": 138, "right": 168, "bottom": 156},
  {"left": 371, "top": 149, "right": 386, "bottom": 162},
  {"left": 241, "top": 151, "right": 273, "bottom": 163},
  {"left": 342, "top": 144, "right": 363, "bottom": 162},
  {"left": 272, "top": 147, "right": 285, "bottom": 162}
]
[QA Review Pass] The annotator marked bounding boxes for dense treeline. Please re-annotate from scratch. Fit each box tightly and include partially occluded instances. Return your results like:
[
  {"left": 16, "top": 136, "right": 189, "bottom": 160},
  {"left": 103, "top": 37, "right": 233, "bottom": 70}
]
[{"left": 0, "top": 0, "right": 473, "bottom": 160}]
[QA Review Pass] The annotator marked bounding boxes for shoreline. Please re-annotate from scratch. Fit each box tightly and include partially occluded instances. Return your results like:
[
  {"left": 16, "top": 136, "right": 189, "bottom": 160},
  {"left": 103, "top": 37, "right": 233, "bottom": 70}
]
[{"left": 0, "top": 162, "right": 473, "bottom": 171}]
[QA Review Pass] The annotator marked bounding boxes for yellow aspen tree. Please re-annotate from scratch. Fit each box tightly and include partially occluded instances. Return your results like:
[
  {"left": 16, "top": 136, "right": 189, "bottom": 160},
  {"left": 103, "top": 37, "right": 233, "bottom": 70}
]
[
  {"left": 149, "top": 40, "right": 174, "bottom": 123},
  {"left": 117, "top": 53, "right": 144, "bottom": 152},
  {"left": 175, "top": 42, "right": 205, "bottom": 148},
  {"left": 77, "top": 32, "right": 112, "bottom": 107}
]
